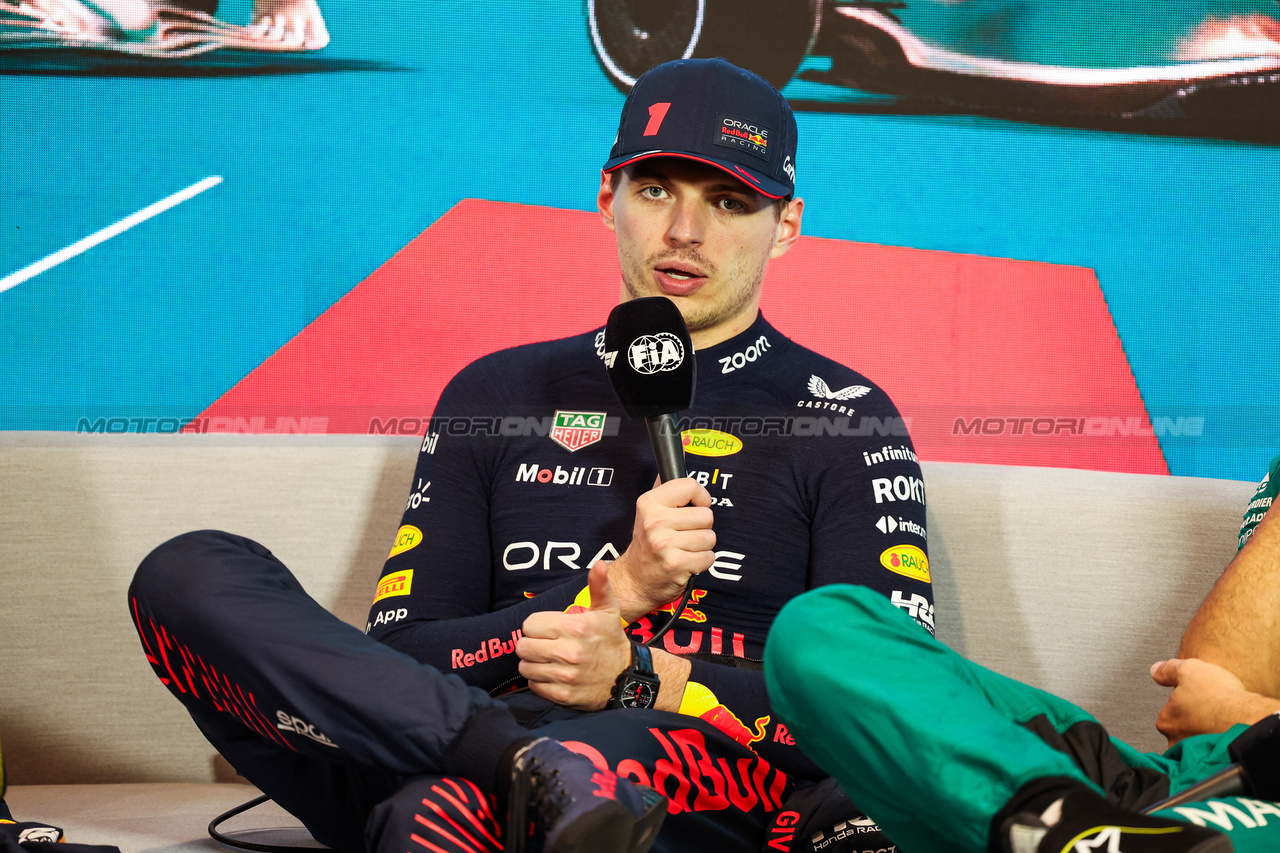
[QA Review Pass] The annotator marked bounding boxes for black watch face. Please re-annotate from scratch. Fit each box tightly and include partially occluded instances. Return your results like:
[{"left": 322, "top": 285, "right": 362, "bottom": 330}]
[{"left": 619, "top": 679, "right": 656, "bottom": 709}]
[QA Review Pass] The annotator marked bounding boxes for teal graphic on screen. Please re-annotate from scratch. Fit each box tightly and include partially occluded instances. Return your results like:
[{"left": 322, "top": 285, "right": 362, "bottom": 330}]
[{"left": 1, "top": 1, "right": 1276, "bottom": 481}]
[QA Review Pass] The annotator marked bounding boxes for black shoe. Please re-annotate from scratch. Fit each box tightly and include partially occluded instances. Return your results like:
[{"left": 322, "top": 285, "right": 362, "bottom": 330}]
[
  {"left": 1003, "top": 790, "right": 1233, "bottom": 853},
  {"left": 505, "top": 738, "right": 666, "bottom": 853}
]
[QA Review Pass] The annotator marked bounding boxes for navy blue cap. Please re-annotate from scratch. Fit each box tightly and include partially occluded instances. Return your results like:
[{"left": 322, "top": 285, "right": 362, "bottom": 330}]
[{"left": 603, "top": 58, "right": 797, "bottom": 199}]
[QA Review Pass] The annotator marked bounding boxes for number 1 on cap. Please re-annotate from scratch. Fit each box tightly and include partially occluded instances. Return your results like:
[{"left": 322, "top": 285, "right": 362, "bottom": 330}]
[{"left": 644, "top": 102, "right": 671, "bottom": 136}]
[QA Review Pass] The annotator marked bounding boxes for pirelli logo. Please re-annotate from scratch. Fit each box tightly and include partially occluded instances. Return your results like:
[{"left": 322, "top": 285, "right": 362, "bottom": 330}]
[{"left": 373, "top": 570, "right": 413, "bottom": 604}]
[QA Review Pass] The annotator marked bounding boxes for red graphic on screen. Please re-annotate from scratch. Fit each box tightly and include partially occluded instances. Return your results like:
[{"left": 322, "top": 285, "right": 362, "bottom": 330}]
[{"left": 195, "top": 198, "right": 1166, "bottom": 474}]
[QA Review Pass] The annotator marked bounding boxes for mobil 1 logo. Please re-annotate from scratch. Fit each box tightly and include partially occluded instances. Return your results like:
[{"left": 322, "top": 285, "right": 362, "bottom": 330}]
[{"left": 516, "top": 463, "right": 614, "bottom": 487}]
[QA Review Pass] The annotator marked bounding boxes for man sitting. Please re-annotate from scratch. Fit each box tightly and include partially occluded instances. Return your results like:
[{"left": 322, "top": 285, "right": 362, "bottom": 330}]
[{"left": 765, "top": 455, "right": 1280, "bottom": 853}]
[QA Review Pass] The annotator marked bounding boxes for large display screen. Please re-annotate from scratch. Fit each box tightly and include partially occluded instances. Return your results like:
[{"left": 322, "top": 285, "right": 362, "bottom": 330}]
[{"left": 3, "top": 0, "right": 1277, "bottom": 480}]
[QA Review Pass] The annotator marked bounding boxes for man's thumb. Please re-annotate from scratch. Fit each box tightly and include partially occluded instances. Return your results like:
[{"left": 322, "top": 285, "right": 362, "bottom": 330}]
[
  {"left": 1151, "top": 659, "right": 1181, "bottom": 687},
  {"left": 587, "top": 560, "right": 619, "bottom": 614}
]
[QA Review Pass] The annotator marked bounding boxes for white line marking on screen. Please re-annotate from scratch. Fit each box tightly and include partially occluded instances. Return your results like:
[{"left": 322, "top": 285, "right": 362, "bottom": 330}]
[{"left": 0, "top": 175, "right": 224, "bottom": 295}]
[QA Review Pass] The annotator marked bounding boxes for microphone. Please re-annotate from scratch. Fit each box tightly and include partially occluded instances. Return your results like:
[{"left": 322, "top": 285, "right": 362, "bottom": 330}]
[
  {"left": 1142, "top": 712, "right": 1280, "bottom": 813},
  {"left": 603, "top": 297, "right": 696, "bottom": 483},
  {"left": 603, "top": 297, "right": 697, "bottom": 647}
]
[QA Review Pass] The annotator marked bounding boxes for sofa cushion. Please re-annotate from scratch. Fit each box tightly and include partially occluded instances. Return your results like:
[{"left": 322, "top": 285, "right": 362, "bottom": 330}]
[{"left": 3, "top": 783, "right": 321, "bottom": 852}]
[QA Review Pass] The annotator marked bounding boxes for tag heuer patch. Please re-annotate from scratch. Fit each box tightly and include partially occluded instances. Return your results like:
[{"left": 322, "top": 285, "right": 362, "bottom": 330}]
[{"left": 550, "top": 410, "right": 606, "bottom": 452}]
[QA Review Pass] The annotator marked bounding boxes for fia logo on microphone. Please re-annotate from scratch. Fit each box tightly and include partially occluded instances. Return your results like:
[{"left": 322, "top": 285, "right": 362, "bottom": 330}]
[{"left": 627, "top": 333, "right": 684, "bottom": 374}]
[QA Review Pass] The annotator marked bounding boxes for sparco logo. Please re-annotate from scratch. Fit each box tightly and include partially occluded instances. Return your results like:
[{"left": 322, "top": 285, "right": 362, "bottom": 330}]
[
  {"left": 628, "top": 333, "right": 684, "bottom": 374},
  {"left": 276, "top": 711, "right": 338, "bottom": 748}
]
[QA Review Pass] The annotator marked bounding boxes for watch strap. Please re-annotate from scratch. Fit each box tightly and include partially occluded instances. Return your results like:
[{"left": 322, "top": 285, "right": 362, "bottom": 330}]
[{"left": 631, "top": 642, "right": 655, "bottom": 678}]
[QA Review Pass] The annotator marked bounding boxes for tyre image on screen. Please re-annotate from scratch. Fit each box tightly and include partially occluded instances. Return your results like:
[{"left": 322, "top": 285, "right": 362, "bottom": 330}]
[{"left": 587, "top": 0, "right": 821, "bottom": 91}]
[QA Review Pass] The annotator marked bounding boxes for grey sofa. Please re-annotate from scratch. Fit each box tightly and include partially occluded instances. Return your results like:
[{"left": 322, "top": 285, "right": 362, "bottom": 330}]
[{"left": 1, "top": 433, "right": 1256, "bottom": 851}]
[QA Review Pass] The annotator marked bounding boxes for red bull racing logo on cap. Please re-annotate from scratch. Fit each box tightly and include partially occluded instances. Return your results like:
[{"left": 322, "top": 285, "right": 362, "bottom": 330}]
[{"left": 716, "top": 113, "right": 770, "bottom": 160}]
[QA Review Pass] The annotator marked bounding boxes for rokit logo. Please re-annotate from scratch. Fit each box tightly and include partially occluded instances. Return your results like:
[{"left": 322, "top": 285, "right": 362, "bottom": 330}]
[
  {"left": 516, "top": 463, "right": 614, "bottom": 487},
  {"left": 719, "top": 334, "right": 770, "bottom": 373},
  {"left": 892, "top": 590, "right": 935, "bottom": 635},
  {"left": 688, "top": 467, "right": 735, "bottom": 507},
  {"left": 502, "top": 540, "right": 622, "bottom": 572},
  {"left": 628, "top": 332, "right": 684, "bottom": 374},
  {"left": 276, "top": 711, "right": 338, "bottom": 748},
  {"left": 872, "top": 475, "right": 925, "bottom": 506}
]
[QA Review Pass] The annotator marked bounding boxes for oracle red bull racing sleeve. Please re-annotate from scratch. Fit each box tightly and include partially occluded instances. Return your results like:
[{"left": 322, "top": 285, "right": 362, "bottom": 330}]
[{"left": 365, "top": 314, "right": 931, "bottom": 778}]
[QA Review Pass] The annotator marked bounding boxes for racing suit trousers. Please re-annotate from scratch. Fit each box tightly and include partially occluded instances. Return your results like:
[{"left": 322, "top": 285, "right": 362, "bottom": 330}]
[
  {"left": 128, "top": 530, "right": 530, "bottom": 853},
  {"left": 764, "top": 584, "right": 1280, "bottom": 853}
]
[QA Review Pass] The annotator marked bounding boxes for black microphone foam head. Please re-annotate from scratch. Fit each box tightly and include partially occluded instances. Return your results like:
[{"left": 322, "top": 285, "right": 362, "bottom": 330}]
[{"left": 603, "top": 297, "right": 696, "bottom": 419}]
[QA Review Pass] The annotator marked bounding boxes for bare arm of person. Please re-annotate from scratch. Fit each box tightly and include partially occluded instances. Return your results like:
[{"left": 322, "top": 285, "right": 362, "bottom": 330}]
[
  {"left": 1151, "top": 657, "right": 1280, "bottom": 746},
  {"left": 1178, "top": 502, "right": 1280, "bottom": 698}
]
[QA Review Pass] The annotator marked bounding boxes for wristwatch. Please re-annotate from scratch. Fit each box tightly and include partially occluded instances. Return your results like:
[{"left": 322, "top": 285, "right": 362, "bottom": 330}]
[{"left": 608, "top": 641, "right": 660, "bottom": 709}]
